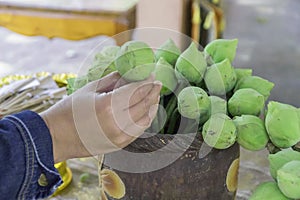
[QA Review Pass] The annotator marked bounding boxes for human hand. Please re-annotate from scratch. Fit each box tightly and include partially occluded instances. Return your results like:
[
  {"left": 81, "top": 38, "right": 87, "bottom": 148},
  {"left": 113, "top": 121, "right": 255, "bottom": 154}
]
[{"left": 40, "top": 72, "right": 162, "bottom": 163}]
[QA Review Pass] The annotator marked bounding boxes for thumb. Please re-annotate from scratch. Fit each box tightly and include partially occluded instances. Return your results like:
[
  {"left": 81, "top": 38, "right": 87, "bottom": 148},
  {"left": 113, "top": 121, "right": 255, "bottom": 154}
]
[{"left": 87, "top": 72, "right": 123, "bottom": 93}]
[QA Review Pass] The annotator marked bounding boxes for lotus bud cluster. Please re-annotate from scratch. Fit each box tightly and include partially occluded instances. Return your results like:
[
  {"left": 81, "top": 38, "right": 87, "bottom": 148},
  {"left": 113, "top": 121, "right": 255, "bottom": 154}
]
[
  {"left": 204, "top": 58, "right": 237, "bottom": 95},
  {"left": 234, "top": 68, "right": 252, "bottom": 82},
  {"left": 115, "top": 41, "right": 156, "bottom": 81},
  {"left": 234, "top": 75, "right": 274, "bottom": 100},
  {"left": 155, "top": 38, "right": 181, "bottom": 65},
  {"left": 249, "top": 182, "right": 291, "bottom": 200},
  {"left": 277, "top": 160, "right": 300, "bottom": 199},
  {"left": 233, "top": 115, "right": 268, "bottom": 151},
  {"left": 204, "top": 38, "right": 238, "bottom": 63},
  {"left": 88, "top": 46, "right": 120, "bottom": 81},
  {"left": 177, "top": 86, "right": 211, "bottom": 123},
  {"left": 265, "top": 101, "right": 300, "bottom": 148},
  {"left": 202, "top": 113, "right": 237, "bottom": 149},
  {"left": 268, "top": 149, "right": 300, "bottom": 179},
  {"left": 228, "top": 88, "right": 265, "bottom": 116},
  {"left": 209, "top": 96, "right": 227, "bottom": 115},
  {"left": 66, "top": 38, "right": 300, "bottom": 198},
  {"left": 99, "top": 46, "right": 120, "bottom": 58},
  {"left": 154, "top": 57, "right": 177, "bottom": 95},
  {"left": 175, "top": 43, "right": 207, "bottom": 84}
]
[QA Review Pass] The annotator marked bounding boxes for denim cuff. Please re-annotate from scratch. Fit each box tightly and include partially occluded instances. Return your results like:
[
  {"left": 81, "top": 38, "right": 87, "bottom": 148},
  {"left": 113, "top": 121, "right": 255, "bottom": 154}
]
[{"left": 6, "top": 110, "right": 62, "bottom": 199}]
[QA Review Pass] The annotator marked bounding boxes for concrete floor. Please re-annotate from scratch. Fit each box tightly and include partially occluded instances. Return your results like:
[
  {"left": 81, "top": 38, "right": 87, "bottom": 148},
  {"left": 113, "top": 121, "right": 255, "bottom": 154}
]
[
  {"left": 223, "top": 0, "right": 300, "bottom": 107},
  {"left": 0, "top": 0, "right": 299, "bottom": 199},
  {"left": 0, "top": 30, "right": 115, "bottom": 76},
  {"left": 223, "top": 0, "right": 300, "bottom": 199}
]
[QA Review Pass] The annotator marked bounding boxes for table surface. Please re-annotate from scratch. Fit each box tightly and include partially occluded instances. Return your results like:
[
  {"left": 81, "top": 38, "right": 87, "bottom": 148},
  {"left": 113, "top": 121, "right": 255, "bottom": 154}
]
[{"left": 0, "top": 0, "right": 138, "bottom": 13}]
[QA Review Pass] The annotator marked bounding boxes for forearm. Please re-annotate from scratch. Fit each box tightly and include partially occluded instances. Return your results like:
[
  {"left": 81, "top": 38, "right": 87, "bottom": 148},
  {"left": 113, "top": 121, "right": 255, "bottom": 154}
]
[{"left": 40, "top": 101, "right": 91, "bottom": 163}]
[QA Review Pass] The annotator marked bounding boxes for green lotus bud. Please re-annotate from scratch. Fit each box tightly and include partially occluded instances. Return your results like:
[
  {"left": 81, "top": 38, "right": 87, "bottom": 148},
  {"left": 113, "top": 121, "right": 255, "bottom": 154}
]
[
  {"left": 277, "top": 161, "right": 300, "bottom": 199},
  {"left": 266, "top": 100, "right": 296, "bottom": 111},
  {"left": 67, "top": 78, "right": 76, "bottom": 95},
  {"left": 202, "top": 113, "right": 237, "bottom": 149},
  {"left": 88, "top": 59, "right": 116, "bottom": 81},
  {"left": 102, "top": 65, "right": 117, "bottom": 77},
  {"left": 94, "top": 53, "right": 109, "bottom": 61},
  {"left": 209, "top": 96, "right": 227, "bottom": 115},
  {"left": 115, "top": 41, "right": 155, "bottom": 82},
  {"left": 99, "top": 46, "right": 120, "bottom": 58},
  {"left": 204, "top": 39, "right": 238, "bottom": 63},
  {"left": 234, "top": 68, "right": 252, "bottom": 82},
  {"left": 234, "top": 76, "right": 274, "bottom": 100},
  {"left": 269, "top": 149, "right": 300, "bottom": 179},
  {"left": 67, "top": 76, "right": 88, "bottom": 94},
  {"left": 175, "top": 42, "right": 207, "bottom": 84},
  {"left": 233, "top": 115, "right": 268, "bottom": 151},
  {"left": 177, "top": 86, "right": 211, "bottom": 123},
  {"left": 265, "top": 101, "right": 300, "bottom": 148},
  {"left": 154, "top": 57, "right": 177, "bottom": 95},
  {"left": 155, "top": 38, "right": 181, "bottom": 65},
  {"left": 89, "top": 46, "right": 120, "bottom": 80},
  {"left": 87, "top": 66, "right": 104, "bottom": 81},
  {"left": 249, "top": 182, "right": 291, "bottom": 200},
  {"left": 204, "top": 58, "right": 237, "bottom": 95},
  {"left": 93, "top": 53, "right": 115, "bottom": 65},
  {"left": 228, "top": 88, "right": 265, "bottom": 116}
]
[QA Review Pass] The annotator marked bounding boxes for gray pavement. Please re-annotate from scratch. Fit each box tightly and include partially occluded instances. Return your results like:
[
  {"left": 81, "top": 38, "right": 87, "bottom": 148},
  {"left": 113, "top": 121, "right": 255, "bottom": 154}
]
[
  {"left": 223, "top": 0, "right": 300, "bottom": 199},
  {"left": 0, "top": 29, "right": 115, "bottom": 76},
  {"left": 223, "top": 0, "right": 300, "bottom": 107}
]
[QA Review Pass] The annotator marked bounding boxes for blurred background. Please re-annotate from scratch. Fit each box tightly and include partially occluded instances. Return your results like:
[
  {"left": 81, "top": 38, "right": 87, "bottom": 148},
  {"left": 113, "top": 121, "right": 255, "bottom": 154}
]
[{"left": 0, "top": 0, "right": 299, "bottom": 199}]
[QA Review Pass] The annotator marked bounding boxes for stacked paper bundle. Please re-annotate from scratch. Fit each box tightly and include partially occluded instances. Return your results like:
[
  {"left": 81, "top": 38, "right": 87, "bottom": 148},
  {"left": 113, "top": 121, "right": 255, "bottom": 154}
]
[{"left": 0, "top": 75, "right": 66, "bottom": 117}]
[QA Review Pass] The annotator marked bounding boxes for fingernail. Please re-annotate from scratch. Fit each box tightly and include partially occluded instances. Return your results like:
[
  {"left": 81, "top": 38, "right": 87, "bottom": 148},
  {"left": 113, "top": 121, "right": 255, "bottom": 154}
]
[
  {"left": 154, "top": 80, "right": 162, "bottom": 86},
  {"left": 154, "top": 81, "right": 162, "bottom": 91}
]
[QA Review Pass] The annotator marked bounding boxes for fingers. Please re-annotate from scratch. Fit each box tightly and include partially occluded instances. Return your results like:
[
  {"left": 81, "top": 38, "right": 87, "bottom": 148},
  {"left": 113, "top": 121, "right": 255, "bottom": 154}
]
[
  {"left": 96, "top": 72, "right": 155, "bottom": 93},
  {"left": 113, "top": 77, "right": 129, "bottom": 89},
  {"left": 95, "top": 72, "right": 121, "bottom": 93},
  {"left": 136, "top": 101, "right": 159, "bottom": 128},
  {"left": 106, "top": 81, "right": 161, "bottom": 134},
  {"left": 110, "top": 76, "right": 156, "bottom": 110},
  {"left": 126, "top": 83, "right": 161, "bottom": 123},
  {"left": 85, "top": 72, "right": 121, "bottom": 93},
  {"left": 101, "top": 72, "right": 130, "bottom": 91},
  {"left": 123, "top": 103, "right": 159, "bottom": 138}
]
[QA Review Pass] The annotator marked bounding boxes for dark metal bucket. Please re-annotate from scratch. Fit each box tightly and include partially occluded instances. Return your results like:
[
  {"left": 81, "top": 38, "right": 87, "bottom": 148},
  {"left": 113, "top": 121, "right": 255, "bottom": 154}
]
[{"left": 102, "top": 133, "right": 240, "bottom": 200}]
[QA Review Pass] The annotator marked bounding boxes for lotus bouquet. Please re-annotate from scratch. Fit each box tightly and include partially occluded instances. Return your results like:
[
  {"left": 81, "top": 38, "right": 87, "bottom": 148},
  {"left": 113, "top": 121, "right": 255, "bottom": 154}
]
[{"left": 68, "top": 38, "right": 300, "bottom": 199}]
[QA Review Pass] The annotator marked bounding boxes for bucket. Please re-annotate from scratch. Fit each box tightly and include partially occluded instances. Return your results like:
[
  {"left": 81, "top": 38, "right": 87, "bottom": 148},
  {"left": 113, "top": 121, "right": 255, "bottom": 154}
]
[{"left": 101, "top": 133, "right": 240, "bottom": 200}]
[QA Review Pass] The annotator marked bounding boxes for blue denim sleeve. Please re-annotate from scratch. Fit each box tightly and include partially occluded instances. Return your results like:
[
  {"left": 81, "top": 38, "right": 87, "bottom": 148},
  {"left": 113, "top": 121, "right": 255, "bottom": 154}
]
[{"left": 0, "top": 110, "right": 62, "bottom": 200}]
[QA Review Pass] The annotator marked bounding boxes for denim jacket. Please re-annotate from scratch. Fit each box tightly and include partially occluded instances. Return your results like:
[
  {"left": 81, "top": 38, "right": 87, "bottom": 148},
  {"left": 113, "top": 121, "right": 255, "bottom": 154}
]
[{"left": 0, "top": 110, "right": 62, "bottom": 200}]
